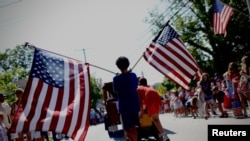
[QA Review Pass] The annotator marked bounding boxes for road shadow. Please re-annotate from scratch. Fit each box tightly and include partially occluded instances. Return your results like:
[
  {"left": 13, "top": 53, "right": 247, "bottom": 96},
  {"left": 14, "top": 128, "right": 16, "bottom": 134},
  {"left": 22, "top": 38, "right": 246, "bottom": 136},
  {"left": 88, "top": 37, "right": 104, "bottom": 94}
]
[
  {"left": 164, "top": 128, "right": 176, "bottom": 135},
  {"left": 109, "top": 130, "right": 126, "bottom": 141},
  {"left": 109, "top": 128, "right": 176, "bottom": 141}
]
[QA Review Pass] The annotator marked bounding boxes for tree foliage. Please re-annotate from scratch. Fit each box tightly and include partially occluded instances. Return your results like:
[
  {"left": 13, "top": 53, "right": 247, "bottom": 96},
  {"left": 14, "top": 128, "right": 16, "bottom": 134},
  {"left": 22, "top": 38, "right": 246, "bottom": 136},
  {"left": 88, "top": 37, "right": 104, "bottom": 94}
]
[
  {"left": 153, "top": 78, "right": 178, "bottom": 93},
  {"left": 145, "top": 0, "right": 250, "bottom": 90},
  {"left": 89, "top": 77, "right": 103, "bottom": 108},
  {"left": 0, "top": 45, "right": 33, "bottom": 73},
  {"left": 0, "top": 45, "right": 33, "bottom": 104}
]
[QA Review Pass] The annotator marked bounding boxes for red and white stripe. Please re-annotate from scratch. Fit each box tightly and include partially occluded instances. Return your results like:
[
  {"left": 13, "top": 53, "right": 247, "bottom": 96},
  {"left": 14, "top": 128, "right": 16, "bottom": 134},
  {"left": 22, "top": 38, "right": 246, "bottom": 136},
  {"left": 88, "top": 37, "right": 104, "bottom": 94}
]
[
  {"left": 144, "top": 37, "right": 201, "bottom": 90},
  {"left": 213, "top": 5, "right": 233, "bottom": 34},
  {"left": 10, "top": 61, "right": 91, "bottom": 141}
]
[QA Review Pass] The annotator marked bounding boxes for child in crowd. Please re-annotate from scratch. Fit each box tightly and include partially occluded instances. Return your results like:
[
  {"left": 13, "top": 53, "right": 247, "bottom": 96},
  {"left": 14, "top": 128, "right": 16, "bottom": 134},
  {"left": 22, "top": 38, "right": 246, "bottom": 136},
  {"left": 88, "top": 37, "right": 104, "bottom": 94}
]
[
  {"left": 195, "top": 88, "right": 205, "bottom": 119},
  {"left": 162, "top": 95, "right": 171, "bottom": 113},
  {"left": 212, "top": 86, "right": 228, "bottom": 118},
  {"left": 199, "top": 73, "right": 217, "bottom": 119},
  {"left": 0, "top": 111, "right": 8, "bottom": 141},
  {"left": 185, "top": 89, "right": 197, "bottom": 118},
  {"left": 170, "top": 90, "right": 183, "bottom": 117}
]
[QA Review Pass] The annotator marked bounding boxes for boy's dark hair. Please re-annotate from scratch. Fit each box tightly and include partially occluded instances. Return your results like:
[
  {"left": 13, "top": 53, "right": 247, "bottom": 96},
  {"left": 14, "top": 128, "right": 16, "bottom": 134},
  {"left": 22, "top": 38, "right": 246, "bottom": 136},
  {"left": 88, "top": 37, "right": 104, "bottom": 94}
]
[
  {"left": 139, "top": 77, "right": 147, "bottom": 86},
  {"left": 116, "top": 56, "right": 130, "bottom": 70}
]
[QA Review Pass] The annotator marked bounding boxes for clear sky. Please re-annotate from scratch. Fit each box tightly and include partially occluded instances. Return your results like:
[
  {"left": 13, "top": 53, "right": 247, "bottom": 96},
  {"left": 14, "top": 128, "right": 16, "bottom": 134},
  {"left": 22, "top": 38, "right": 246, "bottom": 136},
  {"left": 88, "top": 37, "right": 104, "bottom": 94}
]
[{"left": 0, "top": 0, "right": 168, "bottom": 85}]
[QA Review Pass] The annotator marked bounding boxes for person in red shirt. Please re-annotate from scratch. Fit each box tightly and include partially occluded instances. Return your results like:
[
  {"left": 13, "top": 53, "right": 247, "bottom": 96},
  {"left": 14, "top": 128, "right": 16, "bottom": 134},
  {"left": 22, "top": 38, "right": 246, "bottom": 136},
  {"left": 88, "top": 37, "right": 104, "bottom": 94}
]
[{"left": 137, "top": 77, "right": 170, "bottom": 141}]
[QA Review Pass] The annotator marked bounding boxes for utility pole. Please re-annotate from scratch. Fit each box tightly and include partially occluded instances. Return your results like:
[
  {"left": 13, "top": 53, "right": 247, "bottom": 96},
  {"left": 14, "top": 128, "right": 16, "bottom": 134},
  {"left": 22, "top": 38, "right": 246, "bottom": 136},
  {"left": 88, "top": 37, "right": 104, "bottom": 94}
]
[{"left": 82, "top": 48, "right": 87, "bottom": 63}]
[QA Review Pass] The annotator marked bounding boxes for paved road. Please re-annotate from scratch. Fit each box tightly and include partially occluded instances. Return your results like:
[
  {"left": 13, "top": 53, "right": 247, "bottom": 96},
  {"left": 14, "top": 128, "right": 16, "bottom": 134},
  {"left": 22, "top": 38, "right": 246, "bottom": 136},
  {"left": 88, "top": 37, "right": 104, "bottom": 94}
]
[{"left": 84, "top": 108, "right": 250, "bottom": 141}]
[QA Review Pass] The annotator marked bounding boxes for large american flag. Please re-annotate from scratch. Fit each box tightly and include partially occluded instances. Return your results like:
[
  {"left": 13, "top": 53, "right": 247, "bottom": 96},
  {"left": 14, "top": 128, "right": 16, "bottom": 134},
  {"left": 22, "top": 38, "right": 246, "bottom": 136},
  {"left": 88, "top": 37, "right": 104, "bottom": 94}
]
[
  {"left": 143, "top": 23, "right": 201, "bottom": 90},
  {"left": 213, "top": 0, "right": 233, "bottom": 35},
  {"left": 10, "top": 47, "right": 91, "bottom": 141}
]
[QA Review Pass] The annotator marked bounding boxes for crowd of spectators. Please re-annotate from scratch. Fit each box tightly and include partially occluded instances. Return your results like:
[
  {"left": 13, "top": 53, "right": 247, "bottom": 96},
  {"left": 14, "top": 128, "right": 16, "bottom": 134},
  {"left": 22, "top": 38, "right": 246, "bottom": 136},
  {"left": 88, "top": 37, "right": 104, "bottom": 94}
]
[{"left": 160, "top": 55, "right": 250, "bottom": 120}]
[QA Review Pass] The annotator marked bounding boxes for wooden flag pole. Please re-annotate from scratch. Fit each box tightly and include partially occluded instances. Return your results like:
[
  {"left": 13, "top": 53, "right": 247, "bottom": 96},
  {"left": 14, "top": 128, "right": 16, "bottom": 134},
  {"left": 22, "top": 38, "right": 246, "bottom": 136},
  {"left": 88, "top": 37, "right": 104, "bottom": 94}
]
[
  {"left": 89, "top": 64, "right": 117, "bottom": 75},
  {"left": 131, "top": 55, "right": 143, "bottom": 71},
  {"left": 23, "top": 42, "right": 84, "bottom": 62},
  {"left": 23, "top": 42, "right": 117, "bottom": 75}
]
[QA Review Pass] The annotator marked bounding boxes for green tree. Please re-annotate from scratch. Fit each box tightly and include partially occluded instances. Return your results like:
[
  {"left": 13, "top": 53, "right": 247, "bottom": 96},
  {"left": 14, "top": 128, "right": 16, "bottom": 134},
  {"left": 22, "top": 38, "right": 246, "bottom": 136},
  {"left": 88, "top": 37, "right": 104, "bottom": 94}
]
[
  {"left": 152, "top": 82, "right": 168, "bottom": 95},
  {"left": 0, "top": 72, "right": 18, "bottom": 104},
  {"left": 0, "top": 45, "right": 33, "bottom": 73},
  {"left": 160, "top": 78, "right": 179, "bottom": 91},
  {"left": 89, "top": 77, "right": 103, "bottom": 108},
  {"left": 145, "top": 0, "right": 250, "bottom": 77},
  {"left": 0, "top": 45, "right": 33, "bottom": 104}
]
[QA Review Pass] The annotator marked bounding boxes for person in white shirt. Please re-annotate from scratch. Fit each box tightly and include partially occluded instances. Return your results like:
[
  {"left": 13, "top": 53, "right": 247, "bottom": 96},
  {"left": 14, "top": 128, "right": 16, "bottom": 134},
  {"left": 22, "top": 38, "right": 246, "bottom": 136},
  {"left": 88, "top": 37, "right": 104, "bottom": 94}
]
[
  {"left": 0, "top": 111, "right": 8, "bottom": 141},
  {"left": 0, "top": 93, "right": 11, "bottom": 140}
]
